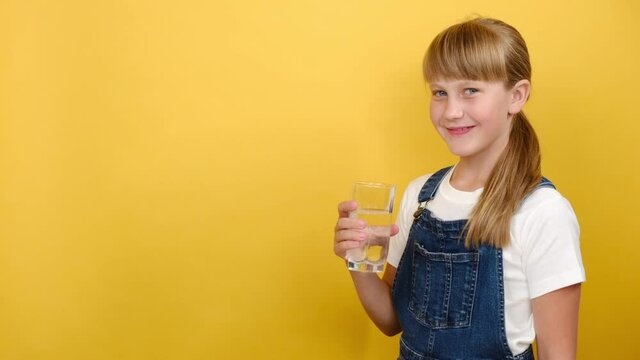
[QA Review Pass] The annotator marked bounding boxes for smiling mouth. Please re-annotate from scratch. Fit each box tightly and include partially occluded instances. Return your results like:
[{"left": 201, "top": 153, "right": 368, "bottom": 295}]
[{"left": 446, "top": 126, "right": 475, "bottom": 135}]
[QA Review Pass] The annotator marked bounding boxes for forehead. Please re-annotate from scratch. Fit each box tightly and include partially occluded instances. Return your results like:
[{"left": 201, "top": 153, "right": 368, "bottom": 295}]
[{"left": 428, "top": 79, "right": 505, "bottom": 88}]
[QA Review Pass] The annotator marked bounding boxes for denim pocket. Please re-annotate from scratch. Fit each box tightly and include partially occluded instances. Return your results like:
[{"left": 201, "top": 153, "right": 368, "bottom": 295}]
[{"left": 408, "top": 243, "right": 479, "bottom": 329}]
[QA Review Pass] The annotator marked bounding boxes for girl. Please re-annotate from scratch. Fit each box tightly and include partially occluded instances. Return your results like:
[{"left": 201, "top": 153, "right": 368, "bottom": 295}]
[{"left": 333, "top": 17, "right": 585, "bottom": 360}]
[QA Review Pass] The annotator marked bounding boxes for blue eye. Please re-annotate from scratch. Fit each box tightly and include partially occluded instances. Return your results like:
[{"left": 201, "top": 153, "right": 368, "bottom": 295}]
[
  {"left": 432, "top": 90, "right": 447, "bottom": 97},
  {"left": 464, "top": 88, "right": 479, "bottom": 95}
]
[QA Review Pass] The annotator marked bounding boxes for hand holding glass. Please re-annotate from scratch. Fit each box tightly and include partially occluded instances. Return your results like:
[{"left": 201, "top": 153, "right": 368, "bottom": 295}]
[{"left": 346, "top": 182, "right": 396, "bottom": 273}]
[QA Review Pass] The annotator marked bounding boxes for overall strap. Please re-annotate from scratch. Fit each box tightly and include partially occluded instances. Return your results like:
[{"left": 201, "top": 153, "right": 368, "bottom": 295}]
[
  {"left": 539, "top": 176, "right": 555, "bottom": 189},
  {"left": 418, "top": 166, "right": 453, "bottom": 202}
]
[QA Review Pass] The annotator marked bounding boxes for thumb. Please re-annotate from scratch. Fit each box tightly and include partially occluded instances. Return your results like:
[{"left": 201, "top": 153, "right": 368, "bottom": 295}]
[{"left": 390, "top": 224, "right": 400, "bottom": 237}]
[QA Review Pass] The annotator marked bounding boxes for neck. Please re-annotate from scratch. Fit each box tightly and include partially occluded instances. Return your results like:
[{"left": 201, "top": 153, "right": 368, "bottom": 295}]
[
  {"left": 450, "top": 147, "right": 507, "bottom": 192},
  {"left": 450, "top": 161, "right": 491, "bottom": 191}
]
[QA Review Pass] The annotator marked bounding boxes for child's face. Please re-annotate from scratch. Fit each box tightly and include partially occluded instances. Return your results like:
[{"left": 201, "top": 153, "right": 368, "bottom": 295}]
[{"left": 428, "top": 79, "right": 515, "bottom": 163}]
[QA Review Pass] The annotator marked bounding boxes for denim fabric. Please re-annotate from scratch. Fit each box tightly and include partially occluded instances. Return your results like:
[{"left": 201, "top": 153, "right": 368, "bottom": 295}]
[{"left": 392, "top": 167, "right": 555, "bottom": 360}]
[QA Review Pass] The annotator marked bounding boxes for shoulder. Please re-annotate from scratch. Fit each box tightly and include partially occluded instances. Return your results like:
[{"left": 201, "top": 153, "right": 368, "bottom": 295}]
[
  {"left": 399, "top": 173, "right": 433, "bottom": 204},
  {"left": 395, "top": 173, "right": 433, "bottom": 222},
  {"left": 516, "top": 186, "right": 578, "bottom": 224},
  {"left": 511, "top": 186, "right": 581, "bottom": 261},
  {"left": 403, "top": 166, "right": 455, "bottom": 198},
  {"left": 399, "top": 165, "right": 459, "bottom": 210},
  {"left": 406, "top": 173, "right": 432, "bottom": 193}
]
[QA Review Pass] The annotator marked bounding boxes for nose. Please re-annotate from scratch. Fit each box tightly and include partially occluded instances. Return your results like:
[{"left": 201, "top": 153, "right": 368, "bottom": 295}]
[{"left": 444, "top": 98, "right": 464, "bottom": 120}]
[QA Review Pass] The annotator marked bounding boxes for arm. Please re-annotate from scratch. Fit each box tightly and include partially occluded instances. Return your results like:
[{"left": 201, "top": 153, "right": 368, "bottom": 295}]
[
  {"left": 519, "top": 192, "right": 585, "bottom": 359},
  {"left": 532, "top": 283, "right": 581, "bottom": 360},
  {"left": 349, "top": 265, "right": 401, "bottom": 336},
  {"left": 334, "top": 201, "right": 402, "bottom": 336}
]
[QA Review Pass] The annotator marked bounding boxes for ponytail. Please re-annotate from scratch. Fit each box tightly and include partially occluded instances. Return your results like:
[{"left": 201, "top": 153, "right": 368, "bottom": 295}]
[{"left": 463, "top": 111, "right": 541, "bottom": 248}]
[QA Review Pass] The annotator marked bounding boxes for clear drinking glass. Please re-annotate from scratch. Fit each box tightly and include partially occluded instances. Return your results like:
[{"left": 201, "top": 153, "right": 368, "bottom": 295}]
[{"left": 346, "top": 181, "right": 396, "bottom": 273}]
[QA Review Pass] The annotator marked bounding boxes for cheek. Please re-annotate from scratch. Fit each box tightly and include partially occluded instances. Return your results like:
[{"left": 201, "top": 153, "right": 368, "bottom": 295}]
[
  {"left": 476, "top": 100, "right": 508, "bottom": 126},
  {"left": 491, "top": 96, "right": 511, "bottom": 119},
  {"left": 429, "top": 102, "right": 442, "bottom": 125}
]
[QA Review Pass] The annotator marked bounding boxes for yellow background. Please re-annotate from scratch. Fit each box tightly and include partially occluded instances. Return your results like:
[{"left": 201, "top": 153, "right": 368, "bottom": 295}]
[{"left": 1, "top": 0, "right": 639, "bottom": 359}]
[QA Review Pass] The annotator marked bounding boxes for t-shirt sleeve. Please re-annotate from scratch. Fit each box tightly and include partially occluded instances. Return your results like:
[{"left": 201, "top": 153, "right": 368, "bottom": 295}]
[
  {"left": 387, "top": 175, "right": 429, "bottom": 268},
  {"left": 519, "top": 191, "right": 586, "bottom": 299}
]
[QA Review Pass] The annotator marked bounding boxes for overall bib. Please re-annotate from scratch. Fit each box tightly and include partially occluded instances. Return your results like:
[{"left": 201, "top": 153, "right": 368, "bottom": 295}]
[{"left": 391, "top": 166, "right": 555, "bottom": 360}]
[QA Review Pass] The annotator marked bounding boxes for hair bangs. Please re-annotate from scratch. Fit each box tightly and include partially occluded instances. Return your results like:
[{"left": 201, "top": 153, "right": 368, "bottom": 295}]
[{"left": 423, "top": 21, "right": 508, "bottom": 83}]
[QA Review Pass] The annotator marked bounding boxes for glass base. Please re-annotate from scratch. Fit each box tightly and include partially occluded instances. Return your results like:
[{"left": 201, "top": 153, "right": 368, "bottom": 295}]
[{"left": 347, "top": 260, "right": 385, "bottom": 273}]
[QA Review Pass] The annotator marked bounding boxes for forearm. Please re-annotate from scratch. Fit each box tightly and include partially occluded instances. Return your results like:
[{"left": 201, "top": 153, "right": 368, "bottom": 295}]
[
  {"left": 349, "top": 271, "right": 401, "bottom": 336},
  {"left": 536, "top": 349, "right": 576, "bottom": 360},
  {"left": 533, "top": 283, "right": 581, "bottom": 360},
  {"left": 536, "top": 328, "right": 578, "bottom": 360}
]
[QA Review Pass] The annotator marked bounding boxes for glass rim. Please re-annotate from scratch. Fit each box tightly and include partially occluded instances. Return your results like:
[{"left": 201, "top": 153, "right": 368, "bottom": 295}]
[{"left": 353, "top": 181, "right": 395, "bottom": 189}]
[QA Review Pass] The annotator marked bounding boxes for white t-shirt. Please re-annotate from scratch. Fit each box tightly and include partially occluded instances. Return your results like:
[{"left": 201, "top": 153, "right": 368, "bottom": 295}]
[{"left": 387, "top": 167, "right": 586, "bottom": 355}]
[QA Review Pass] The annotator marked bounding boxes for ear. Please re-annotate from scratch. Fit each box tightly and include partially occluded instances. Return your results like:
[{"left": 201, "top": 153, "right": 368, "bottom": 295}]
[{"left": 508, "top": 79, "right": 531, "bottom": 115}]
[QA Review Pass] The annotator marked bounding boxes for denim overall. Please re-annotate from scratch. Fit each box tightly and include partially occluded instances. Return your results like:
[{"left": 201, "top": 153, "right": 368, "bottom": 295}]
[{"left": 391, "top": 166, "right": 555, "bottom": 360}]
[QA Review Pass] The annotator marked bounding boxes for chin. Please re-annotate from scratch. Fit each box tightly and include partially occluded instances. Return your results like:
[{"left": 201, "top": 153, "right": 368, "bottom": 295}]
[{"left": 446, "top": 144, "right": 476, "bottom": 158}]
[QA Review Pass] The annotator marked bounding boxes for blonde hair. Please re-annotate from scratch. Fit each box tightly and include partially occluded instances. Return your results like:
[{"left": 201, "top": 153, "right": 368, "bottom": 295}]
[{"left": 424, "top": 17, "right": 541, "bottom": 248}]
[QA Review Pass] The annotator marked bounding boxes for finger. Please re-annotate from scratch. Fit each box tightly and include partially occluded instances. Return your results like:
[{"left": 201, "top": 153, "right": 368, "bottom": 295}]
[
  {"left": 368, "top": 228, "right": 391, "bottom": 246},
  {"left": 334, "top": 217, "right": 367, "bottom": 232},
  {"left": 334, "top": 240, "right": 364, "bottom": 258},
  {"left": 334, "top": 229, "right": 367, "bottom": 243},
  {"left": 337, "top": 200, "right": 358, "bottom": 218}
]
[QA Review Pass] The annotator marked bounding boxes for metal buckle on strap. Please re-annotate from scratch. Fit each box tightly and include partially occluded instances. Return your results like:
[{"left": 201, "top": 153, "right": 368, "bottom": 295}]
[{"left": 413, "top": 203, "right": 426, "bottom": 221}]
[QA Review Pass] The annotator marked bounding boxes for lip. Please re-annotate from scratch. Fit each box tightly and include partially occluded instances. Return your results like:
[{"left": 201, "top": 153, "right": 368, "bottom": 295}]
[{"left": 446, "top": 126, "right": 475, "bottom": 136}]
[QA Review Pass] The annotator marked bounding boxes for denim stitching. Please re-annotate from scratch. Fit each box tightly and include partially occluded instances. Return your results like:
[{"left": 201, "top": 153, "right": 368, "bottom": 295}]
[
  {"left": 400, "top": 337, "right": 426, "bottom": 360},
  {"left": 427, "top": 330, "right": 436, "bottom": 359},
  {"left": 513, "top": 346, "right": 535, "bottom": 360},
  {"left": 408, "top": 243, "right": 419, "bottom": 315},
  {"left": 442, "top": 255, "right": 452, "bottom": 325},
  {"left": 496, "top": 249, "right": 514, "bottom": 358},
  {"left": 395, "top": 223, "right": 419, "bottom": 299},
  {"left": 465, "top": 250, "right": 479, "bottom": 327},
  {"left": 408, "top": 243, "right": 431, "bottom": 327}
]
